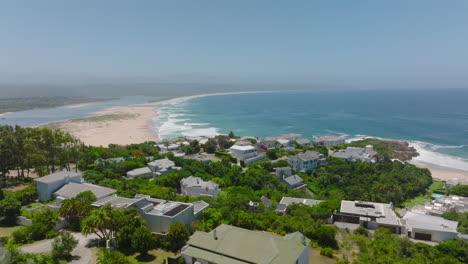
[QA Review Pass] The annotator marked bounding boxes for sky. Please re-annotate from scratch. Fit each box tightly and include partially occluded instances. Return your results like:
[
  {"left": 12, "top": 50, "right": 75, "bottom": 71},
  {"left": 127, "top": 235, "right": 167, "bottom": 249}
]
[{"left": 1, "top": 0, "right": 468, "bottom": 92}]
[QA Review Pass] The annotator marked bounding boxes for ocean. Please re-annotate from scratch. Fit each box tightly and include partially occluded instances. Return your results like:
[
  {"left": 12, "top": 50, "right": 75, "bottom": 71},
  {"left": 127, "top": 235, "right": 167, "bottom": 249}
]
[
  {"left": 1, "top": 90, "right": 467, "bottom": 171},
  {"left": 155, "top": 89, "right": 468, "bottom": 171}
]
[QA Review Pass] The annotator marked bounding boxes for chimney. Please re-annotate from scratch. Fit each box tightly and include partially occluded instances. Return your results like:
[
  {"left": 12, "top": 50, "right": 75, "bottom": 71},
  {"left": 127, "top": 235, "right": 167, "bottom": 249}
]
[{"left": 213, "top": 229, "right": 218, "bottom": 240}]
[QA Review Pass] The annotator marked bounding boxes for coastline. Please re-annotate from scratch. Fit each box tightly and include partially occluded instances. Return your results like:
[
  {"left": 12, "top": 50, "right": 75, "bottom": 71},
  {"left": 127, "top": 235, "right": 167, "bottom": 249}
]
[
  {"left": 410, "top": 160, "right": 468, "bottom": 182},
  {"left": 36, "top": 90, "right": 276, "bottom": 147}
]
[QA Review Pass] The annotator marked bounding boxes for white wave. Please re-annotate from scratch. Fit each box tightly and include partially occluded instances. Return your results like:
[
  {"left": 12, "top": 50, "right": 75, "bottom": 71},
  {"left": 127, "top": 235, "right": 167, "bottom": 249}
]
[
  {"left": 181, "top": 127, "right": 220, "bottom": 138},
  {"left": 409, "top": 141, "right": 468, "bottom": 172},
  {"left": 184, "top": 123, "right": 210, "bottom": 126}
]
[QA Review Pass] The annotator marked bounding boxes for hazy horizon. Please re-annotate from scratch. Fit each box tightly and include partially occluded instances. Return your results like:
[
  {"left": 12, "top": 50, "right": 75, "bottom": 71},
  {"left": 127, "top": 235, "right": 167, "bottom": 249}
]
[{"left": 1, "top": 0, "right": 468, "bottom": 97}]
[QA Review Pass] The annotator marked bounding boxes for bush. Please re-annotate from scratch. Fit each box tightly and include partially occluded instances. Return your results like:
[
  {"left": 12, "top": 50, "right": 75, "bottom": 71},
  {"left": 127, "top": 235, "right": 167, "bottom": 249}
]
[
  {"left": 214, "top": 150, "right": 237, "bottom": 163},
  {"left": 0, "top": 196, "right": 21, "bottom": 225},
  {"left": 11, "top": 226, "right": 31, "bottom": 244},
  {"left": 131, "top": 226, "right": 157, "bottom": 255},
  {"left": 167, "top": 222, "right": 190, "bottom": 251},
  {"left": 320, "top": 247, "right": 334, "bottom": 258},
  {"left": 52, "top": 231, "right": 78, "bottom": 260},
  {"left": 354, "top": 226, "right": 370, "bottom": 237},
  {"left": 97, "top": 248, "right": 131, "bottom": 264}
]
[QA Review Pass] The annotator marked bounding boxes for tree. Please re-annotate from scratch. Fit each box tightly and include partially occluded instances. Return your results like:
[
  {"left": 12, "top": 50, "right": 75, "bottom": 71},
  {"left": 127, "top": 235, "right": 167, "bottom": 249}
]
[
  {"left": 204, "top": 139, "right": 217, "bottom": 153},
  {"left": 81, "top": 204, "right": 114, "bottom": 241},
  {"left": 228, "top": 131, "right": 236, "bottom": 138},
  {"left": 30, "top": 207, "right": 60, "bottom": 240},
  {"left": 131, "top": 226, "right": 158, "bottom": 255},
  {"left": 0, "top": 196, "right": 21, "bottom": 225},
  {"left": 51, "top": 231, "right": 79, "bottom": 260},
  {"left": 266, "top": 149, "right": 278, "bottom": 160},
  {"left": 167, "top": 222, "right": 190, "bottom": 251}
]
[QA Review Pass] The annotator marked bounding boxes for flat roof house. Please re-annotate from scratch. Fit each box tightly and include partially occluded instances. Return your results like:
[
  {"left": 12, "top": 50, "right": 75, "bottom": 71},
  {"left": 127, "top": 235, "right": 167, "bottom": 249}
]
[
  {"left": 126, "top": 167, "right": 154, "bottom": 179},
  {"left": 181, "top": 224, "right": 310, "bottom": 264},
  {"left": 181, "top": 176, "right": 221, "bottom": 198},
  {"left": 34, "top": 171, "right": 83, "bottom": 202},
  {"left": 403, "top": 211, "right": 459, "bottom": 242},
  {"left": 331, "top": 145, "right": 381, "bottom": 163},
  {"left": 93, "top": 194, "right": 209, "bottom": 234},
  {"left": 288, "top": 150, "right": 327, "bottom": 172},
  {"left": 275, "top": 197, "right": 324, "bottom": 214},
  {"left": 333, "top": 200, "right": 405, "bottom": 234}
]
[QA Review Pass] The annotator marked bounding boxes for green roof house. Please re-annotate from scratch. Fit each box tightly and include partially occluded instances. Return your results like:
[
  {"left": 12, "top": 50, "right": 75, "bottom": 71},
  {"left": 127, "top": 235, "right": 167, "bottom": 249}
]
[{"left": 181, "top": 224, "right": 310, "bottom": 264}]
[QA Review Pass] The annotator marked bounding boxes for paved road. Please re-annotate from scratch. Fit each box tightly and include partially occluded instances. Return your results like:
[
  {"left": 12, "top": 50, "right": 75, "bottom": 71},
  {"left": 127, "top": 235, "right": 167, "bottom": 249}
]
[{"left": 21, "top": 232, "right": 98, "bottom": 264}]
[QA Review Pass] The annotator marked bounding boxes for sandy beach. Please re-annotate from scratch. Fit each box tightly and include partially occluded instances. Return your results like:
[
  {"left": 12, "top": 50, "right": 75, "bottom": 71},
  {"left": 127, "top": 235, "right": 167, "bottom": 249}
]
[
  {"left": 41, "top": 106, "right": 158, "bottom": 146},
  {"left": 38, "top": 90, "right": 275, "bottom": 147},
  {"left": 410, "top": 160, "right": 468, "bottom": 182}
]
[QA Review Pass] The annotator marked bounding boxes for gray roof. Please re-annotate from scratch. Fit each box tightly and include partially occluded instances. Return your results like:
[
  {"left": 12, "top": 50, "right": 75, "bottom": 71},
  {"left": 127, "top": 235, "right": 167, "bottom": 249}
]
[
  {"left": 127, "top": 167, "right": 152, "bottom": 176},
  {"left": 340, "top": 200, "right": 403, "bottom": 226},
  {"left": 92, "top": 194, "right": 138, "bottom": 209},
  {"left": 314, "top": 136, "right": 345, "bottom": 142},
  {"left": 181, "top": 176, "right": 219, "bottom": 190},
  {"left": 192, "top": 200, "right": 210, "bottom": 213},
  {"left": 294, "top": 150, "right": 324, "bottom": 161},
  {"left": 283, "top": 175, "right": 304, "bottom": 186},
  {"left": 295, "top": 138, "right": 311, "bottom": 145},
  {"left": 404, "top": 211, "right": 458, "bottom": 233},
  {"left": 148, "top": 158, "right": 175, "bottom": 168},
  {"left": 261, "top": 196, "right": 272, "bottom": 208},
  {"left": 182, "top": 224, "right": 309, "bottom": 264},
  {"left": 34, "top": 170, "right": 82, "bottom": 184},
  {"left": 54, "top": 182, "right": 116, "bottom": 199}
]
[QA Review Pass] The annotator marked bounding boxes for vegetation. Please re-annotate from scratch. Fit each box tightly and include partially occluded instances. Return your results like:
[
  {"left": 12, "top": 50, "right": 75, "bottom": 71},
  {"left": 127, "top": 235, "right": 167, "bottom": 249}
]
[
  {"left": 442, "top": 212, "right": 468, "bottom": 234},
  {"left": 167, "top": 222, "right": 191, "bottom": 251},
  {"left": 333, "top": 138, "right": 418, "bottom": 161},
  {"left": 59, "top": 190, "right": 97, "bottom": 231},
  {"left": 51, "top": 231, "right": 79, "bottom": 260},
  {"left": 449, "top": 185, "right": 468, "bottom": 196}
]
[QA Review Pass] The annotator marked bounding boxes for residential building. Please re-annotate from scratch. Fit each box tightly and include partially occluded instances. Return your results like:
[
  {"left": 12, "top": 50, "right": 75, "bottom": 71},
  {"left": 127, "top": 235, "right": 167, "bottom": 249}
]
[
  {"left": 34, "top": 171, "right": 83, "bottom": 202},
  {"left": 229, "top": 142, "right": 266, "bottom": 164},
  {"left": 257, "top": 139, "right": 276, "bottom": 150},
  {"left": 93, "top": 194, "right": 209, "bottom": 234},
  {"left": 332, "top": 200, "right": 405, "bottom": 234},
  {"left": 94, "top": 157, "right": 126, "bottom": 164},
  {"left": 403, "top": 211, "right": 459, "bottom": 242},
  {"left": 266, "top": 133, "right": 302, "bottom": 141},
  {"left": 261, "top": 196, "right": 272, "bottom": 208},
  {"left": 331, "top": 145, "right": 381, "bottom": 163},
  {"left": 181, "top": 224, "right": 310, "bottom": 264},
  {"left": 183, "top": 154, "right": 212, "bottom": 163},
  {"left": 313, "top": 136, "right": 345, "bottom": 147},
  {"left": 288, "top": 150, "right": 327, "bottom": 172},
  {"left": 126, "top": 167, "right": 153, "bottom": 179},
  {"left": 275, "top": 197, "right": 324, "bottom": 214},
  {"left": 54, "top": 182, "right": 116, "bottom": 201},
  {"left": 274, "top": 167, "right": 306, "bottom": 189},
  {"left": 446, "top": 178, "right": 468, "bottom": 189},
  {"left": 295, "top": 137, "right": 312, "bottom": 147},
  {"left": 148, "top": 158, "right": 181, "bottom": 176},
  {"left": 181, "top": 176, "right": 221, "bottom": 198},
  {"left": 411, "top": 195, "right": 467, "bottom": 215}
]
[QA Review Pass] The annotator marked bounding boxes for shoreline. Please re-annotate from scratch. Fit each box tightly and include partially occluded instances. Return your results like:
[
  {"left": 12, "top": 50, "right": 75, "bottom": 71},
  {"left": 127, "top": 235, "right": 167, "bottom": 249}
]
[{"left": 410, "top": 160, "right": 468, "bottom": 182}]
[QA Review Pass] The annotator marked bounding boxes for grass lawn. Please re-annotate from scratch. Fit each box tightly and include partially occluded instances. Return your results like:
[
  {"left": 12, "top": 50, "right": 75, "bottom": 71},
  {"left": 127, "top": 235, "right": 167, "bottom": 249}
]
[
  {"left": 403, "top": 196, "right": 432, "bottom": 208},
  {"left": 127, "top": 248, "right": 174, "bottom": 264},
  {"left": 428, "top": 181, "right": 445, "bottom": 193},
  {"left": 0, "top": 226, "right": 21, "bottom": 237}
]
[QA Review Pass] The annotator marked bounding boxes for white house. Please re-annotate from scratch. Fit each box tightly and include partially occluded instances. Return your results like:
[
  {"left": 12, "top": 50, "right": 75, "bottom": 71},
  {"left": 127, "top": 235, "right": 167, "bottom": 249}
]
[
  {"left": 93, "top": 194, "right": 209, "bottom": 234},
  {"left": 181, "top": 176, "right": 221, "bottom": 198},
  {"left": 331, "top": 145, "right": 381, "bottom": 163},
  {"left": 275, "top": 197, "right": 324, "bottom": 214},
  {"left": 148, "top": 158, "right": 180, "bottom": 176},
  {"left": 229, "top": 143, "right": 257, "bottom": 161},
  {"left": 403, "top": 211, "right": 459, "bottom": 242},
  {"left": 34, "top": 171, "right": 83, "bottom": 202},
  {"left": 288, "top": 150, "right": 327, "bottom": 172},
  {"left": 181, "top": 224, "right": 310, "bottom": 264}
]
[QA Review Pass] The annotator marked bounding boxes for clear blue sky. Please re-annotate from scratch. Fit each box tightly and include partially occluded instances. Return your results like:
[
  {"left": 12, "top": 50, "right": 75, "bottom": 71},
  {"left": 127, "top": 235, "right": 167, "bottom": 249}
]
[{"left": 1, "top": 0, "right": 468, "bottom": 89}]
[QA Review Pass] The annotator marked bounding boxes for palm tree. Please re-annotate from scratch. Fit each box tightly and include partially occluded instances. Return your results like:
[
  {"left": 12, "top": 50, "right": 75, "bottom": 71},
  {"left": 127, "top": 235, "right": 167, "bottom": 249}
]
[
  {"left": 59, "top": 198, "right": 81, "bottom": 219},
  {"left": 81, "top": 204, "right": 114, "bottom": 241}
]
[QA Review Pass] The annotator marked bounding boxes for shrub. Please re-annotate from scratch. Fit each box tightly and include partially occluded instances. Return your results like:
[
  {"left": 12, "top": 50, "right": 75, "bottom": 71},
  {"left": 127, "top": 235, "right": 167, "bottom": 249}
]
[
  {"left": 354, "top": 226, "right": 370, "bottom": 237},
  {"left": 131, "top": 226, "right": 157, "bottom": 255},
  {"left": 52, "top": 231, "right": 78, "bottom": 260},
  {"left": 320, "top": 247, "right": 334, "bottom": 258},
  {"left": 97, "top": 249, "right": 131, "bottom": 264},
  {"left": 11, "top": 227, "right": 31, "bottom": 244}
]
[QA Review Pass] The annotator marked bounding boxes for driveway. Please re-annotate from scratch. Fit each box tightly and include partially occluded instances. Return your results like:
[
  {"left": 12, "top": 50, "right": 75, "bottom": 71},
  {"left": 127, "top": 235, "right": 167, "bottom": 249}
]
[{"left": 21, "top": 232, "right": 99, "bottom": 264}]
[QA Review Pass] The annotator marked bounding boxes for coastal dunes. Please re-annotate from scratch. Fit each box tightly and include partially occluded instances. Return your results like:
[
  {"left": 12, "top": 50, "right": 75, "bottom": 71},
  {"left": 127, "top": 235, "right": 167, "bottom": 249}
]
[{"left": 40, "top": 106, "right": 158, "bottom": 146}]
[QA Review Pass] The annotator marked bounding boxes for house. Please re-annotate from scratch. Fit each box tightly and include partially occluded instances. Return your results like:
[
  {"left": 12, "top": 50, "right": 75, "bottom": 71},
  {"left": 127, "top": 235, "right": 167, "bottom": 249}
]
[
  {"left": 181, "top": 176, "right": 221, "bottom": 198},
  {"left": 411, "top": 195, "right": 467, "bottom": 216},
  {"left": 229, "top": 142, "right": 266, "bottom": 164},
  {"left": 332, "top": 200, "right": 405, "bottom": 234},
  {"left": 92, "top": 194, "right": 209, "bottom": 234},
  {"left": 403, "top": 211, "right": 459, "bottom": 242},
  {"left": 446, "top": 178, "right": 468, "bottom": 189},
  {"left": 261, "top": 196, "right": 272, "bottom": 209},
  {"left": 331, "top": 145, "right": 381, "bottom": 163},
  {"left": 257, "top": 140, "right": 276, "bottom": 150},
  {"left": 313, "top": 136, "right": 345, "bottom": 147},
  {"left": 266, "top": 133, "right": 302, "bottom": 141},
  {"left": 275, "top": 197, "right": 324, "bottom": 214},
  {"left": 94, "top": 157, "right": 126, "bottom": 164},
  {"left": 288, "top": 150, "right": 327, "bottom": 172},
  {"left": 148, "top": 158, "right": 181, "bottom": 176},
  {"left": 295, "top": 137, "right": 312, "bottom": 147},
  {"left": 183, "top": 154, "right": 212, "bottom": 163},
  {"left": 54, "top": 182, "right": 116, "bottom": 201},
  {"left": 181, "top": 224, "right": 310, "bottom": 264},
  {"left": 274, "top": 167, "right": 306, "bottom": 189},
  {"left": 126, "top": 167, "right": 153, "bottom": 179},
  {"left": 34, "top": 171, "right": 83, "bottom": 202}
]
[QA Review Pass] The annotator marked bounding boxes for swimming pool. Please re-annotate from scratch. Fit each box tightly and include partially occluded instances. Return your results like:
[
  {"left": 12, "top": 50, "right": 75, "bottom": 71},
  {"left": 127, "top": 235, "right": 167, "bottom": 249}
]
[{"left": 432, "top": 194, "right": 443, "bottom": 199}]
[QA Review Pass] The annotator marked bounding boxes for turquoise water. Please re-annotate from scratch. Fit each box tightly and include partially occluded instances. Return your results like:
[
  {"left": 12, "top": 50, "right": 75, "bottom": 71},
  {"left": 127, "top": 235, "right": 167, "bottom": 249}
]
[
  {"left": 432, "top": 194, "right": 443, "bottom": 199},
  {"left": 155, "top": 89, "right": 468, "bottom": 171}
]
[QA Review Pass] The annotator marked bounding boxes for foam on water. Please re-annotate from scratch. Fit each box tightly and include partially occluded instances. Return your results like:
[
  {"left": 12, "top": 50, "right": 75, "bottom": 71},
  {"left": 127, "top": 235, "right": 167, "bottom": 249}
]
[{"left": 409, "top": 141, "right": 468, "bottom": 172}]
